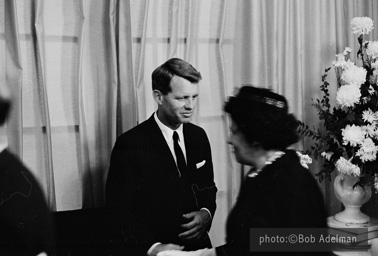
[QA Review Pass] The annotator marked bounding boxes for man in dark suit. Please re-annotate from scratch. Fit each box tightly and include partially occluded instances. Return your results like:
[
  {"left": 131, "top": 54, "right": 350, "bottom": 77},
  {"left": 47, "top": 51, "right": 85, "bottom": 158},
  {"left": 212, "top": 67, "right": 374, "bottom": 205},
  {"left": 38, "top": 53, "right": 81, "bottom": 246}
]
[
  {"left": 0, "top": 86, "right": 55, "bottom": 255},
  {"left": 106, "top": 58, "right": 217, "bottom": 256}
]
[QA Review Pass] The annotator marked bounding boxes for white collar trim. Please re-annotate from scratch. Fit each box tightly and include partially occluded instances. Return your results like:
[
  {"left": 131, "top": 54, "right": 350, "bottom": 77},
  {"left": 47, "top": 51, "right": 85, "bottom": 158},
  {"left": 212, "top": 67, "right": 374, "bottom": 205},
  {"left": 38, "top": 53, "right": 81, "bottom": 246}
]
[{"left": 248, "top": 151, "right": 285, "bottom": 178}]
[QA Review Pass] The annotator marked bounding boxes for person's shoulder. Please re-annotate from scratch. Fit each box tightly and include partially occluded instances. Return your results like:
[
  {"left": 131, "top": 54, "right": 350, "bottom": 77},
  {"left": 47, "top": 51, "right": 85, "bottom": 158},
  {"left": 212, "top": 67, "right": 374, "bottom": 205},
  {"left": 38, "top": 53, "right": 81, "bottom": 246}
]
[
  {"left": 277, "top": 150, "right": 303, "bottom": 170},
  {"left": 0, "top": 149, "right": 38, "bottom": 193},
  {"left": 0, "top": 149, "right": 26, "bottom": 170},
  {"left": 275, "top": 150, "right": 321, "bottom": 190},
  {"left": 270, "top": 150, "right": 313, "bottom": 183},
  {"left": 116, "top": 117, "right": 154, "bottom": 141},
  {"left": 184, "top": 122, "right": 207, "bottom": 135}
]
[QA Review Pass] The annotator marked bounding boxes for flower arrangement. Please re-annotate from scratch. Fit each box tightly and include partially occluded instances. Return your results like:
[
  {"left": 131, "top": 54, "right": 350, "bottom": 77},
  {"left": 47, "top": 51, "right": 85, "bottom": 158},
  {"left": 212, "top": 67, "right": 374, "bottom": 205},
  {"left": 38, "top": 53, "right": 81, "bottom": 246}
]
[{"left": 299, "top": 17, "right": 378, "bottom": 189}]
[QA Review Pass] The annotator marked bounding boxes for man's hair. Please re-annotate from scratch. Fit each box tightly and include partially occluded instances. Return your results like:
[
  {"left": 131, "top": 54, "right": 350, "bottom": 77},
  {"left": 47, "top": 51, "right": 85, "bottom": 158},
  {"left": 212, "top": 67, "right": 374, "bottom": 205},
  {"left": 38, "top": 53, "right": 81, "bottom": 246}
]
[
  {"left": 152, "top": 58, "right": 202, "bottom": 95},
  {"left": 0, "top": 97, "right": 11, "bottom": 125}
]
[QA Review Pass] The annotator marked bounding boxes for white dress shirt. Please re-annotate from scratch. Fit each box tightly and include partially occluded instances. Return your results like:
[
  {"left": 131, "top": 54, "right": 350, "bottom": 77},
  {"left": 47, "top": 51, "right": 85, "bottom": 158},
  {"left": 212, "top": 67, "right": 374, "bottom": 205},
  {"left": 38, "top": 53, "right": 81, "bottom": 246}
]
[{"left": 154, "top": 112, "right": 187, "bottom": 165}]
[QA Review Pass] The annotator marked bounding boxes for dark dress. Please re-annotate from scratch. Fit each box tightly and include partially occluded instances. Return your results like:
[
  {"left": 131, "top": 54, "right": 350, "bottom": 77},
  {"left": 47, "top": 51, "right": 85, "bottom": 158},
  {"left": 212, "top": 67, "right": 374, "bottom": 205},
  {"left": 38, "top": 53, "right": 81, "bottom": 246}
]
[
  {"left": 0, "top": 149, "right": 55, "bottom": 256},
  {"left": 216, "top": 150, "right": 329, "bottom": 256}
]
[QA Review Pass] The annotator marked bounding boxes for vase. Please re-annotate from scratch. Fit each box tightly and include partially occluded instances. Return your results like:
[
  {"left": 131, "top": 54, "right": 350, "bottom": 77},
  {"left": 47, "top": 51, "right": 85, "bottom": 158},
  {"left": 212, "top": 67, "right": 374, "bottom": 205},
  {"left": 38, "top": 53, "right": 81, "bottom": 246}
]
[{"left": 333, "top": 174, "right": 372, "bottom": 225}]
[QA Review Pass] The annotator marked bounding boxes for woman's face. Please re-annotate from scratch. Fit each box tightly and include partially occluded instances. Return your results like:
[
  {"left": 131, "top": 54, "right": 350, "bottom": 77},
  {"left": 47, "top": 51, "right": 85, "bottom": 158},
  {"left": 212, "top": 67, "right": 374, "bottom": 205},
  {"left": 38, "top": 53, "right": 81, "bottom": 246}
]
[{"left": 228, "top": 121, "right": 254, "bottom": 165}]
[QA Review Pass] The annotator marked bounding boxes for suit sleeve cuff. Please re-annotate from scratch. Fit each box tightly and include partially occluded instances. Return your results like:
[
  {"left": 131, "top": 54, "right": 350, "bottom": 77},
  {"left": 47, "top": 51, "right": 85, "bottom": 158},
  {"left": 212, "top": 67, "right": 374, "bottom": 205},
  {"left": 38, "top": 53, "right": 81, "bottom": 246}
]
[
  {"left": 147, "top": 242, "right": 161, "bottom": 256},
  {"left": 200, "top": 207, "right": 212, "bottom": 220}
]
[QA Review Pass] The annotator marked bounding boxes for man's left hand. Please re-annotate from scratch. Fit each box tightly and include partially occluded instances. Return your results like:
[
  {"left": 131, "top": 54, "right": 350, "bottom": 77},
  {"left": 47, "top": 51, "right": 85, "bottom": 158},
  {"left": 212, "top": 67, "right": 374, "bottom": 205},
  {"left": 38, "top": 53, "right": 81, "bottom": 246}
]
[{"left": 178, "top": 210, "right": 211, "bottom": 240}]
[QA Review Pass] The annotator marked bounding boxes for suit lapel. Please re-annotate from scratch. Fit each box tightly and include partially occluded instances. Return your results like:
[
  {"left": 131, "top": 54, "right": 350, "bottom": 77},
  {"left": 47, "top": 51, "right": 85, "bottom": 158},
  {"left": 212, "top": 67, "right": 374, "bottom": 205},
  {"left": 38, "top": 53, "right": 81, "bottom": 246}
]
[{"left": 145, "top": 115, "right": 178, "bottom": 173}]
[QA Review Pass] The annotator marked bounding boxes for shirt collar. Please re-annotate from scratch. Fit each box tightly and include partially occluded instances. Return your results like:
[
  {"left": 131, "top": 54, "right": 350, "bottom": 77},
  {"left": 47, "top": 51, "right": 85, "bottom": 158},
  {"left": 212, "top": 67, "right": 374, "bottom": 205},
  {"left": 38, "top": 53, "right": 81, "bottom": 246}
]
[
  {"left": 0, "top": 142, "right": 8, "bottom": 154},
  {"left": 154, "top": 112, "right": 184, "bottom": 143}
]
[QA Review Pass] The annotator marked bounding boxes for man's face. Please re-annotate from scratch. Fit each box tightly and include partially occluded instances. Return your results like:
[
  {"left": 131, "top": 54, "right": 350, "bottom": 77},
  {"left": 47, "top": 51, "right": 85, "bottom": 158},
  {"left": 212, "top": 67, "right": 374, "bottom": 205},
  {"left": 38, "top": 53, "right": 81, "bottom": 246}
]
[{"left": 157, "top": 75, "right": 199, "bottom": 129}]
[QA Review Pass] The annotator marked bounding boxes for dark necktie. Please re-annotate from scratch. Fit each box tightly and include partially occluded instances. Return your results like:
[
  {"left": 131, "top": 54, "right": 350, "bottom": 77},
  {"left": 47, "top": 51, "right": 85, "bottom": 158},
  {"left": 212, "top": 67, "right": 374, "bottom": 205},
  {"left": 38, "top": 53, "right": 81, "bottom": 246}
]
[{"left": 173, "top": 131, "right": 187, "bottom": 178}]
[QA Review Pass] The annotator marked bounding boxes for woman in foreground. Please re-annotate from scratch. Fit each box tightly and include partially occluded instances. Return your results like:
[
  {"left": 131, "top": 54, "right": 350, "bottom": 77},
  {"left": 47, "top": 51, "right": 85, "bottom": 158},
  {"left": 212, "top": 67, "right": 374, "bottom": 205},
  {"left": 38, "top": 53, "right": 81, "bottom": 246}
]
[{"left": 159, "top": 85, "right": 329, "bottom": 256}]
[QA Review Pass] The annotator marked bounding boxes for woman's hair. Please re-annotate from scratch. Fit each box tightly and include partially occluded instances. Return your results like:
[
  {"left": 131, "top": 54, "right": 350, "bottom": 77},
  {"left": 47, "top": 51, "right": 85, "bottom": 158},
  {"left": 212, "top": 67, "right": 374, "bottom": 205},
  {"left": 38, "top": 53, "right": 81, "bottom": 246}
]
[
  {"left": 224, "top": 85, "right": 299, "bottom": 150},
  {"left": 151, "top": 58, "right": 202, "bottom": 95}
]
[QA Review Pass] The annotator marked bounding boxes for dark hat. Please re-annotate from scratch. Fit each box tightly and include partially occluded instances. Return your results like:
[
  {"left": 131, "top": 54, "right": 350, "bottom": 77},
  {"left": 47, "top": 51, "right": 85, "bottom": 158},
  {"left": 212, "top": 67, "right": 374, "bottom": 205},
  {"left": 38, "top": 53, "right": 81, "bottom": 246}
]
[
  {"left": 224, "top": 85, "right": 298, "bottom": 150},
  {"left": 228, "top": 85, "right": 288, "bottom": 112}
]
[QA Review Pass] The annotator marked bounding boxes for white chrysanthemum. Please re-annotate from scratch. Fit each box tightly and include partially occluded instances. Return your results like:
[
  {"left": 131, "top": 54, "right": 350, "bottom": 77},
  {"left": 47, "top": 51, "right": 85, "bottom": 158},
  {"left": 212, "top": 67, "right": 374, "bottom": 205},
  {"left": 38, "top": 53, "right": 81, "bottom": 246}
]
[
  {"left": 334, "top": 60, "right": 355, "bottom": 70},
  {"left": 342, "top": 124, "right": 365, "bottom": 147},
  {"left": 363, "top": 124, "right": 376, "bottom": 138},
  {"left": 362, "top": 109, "right": 376, "bottom": 123},
  {"left": 333, "top": 53, "right": 347, "bottom": 67},
  {"left": 335, "top": 157, "right": 361, "bottom": 176},
  {"left": 343, "top": 47, "right": 352, "bottom": 55},
  {"left": 336, "top": 84, "right": 361, "bottom": 108},
  {"left": 367, "top": 41, "right": 378, "bottom": 59},
  {"left": 321, "top": 151, "right": 333, "bottom": 161},
  {"left": 350, "top": 17, "right": 374, "bottom": 35},
  {"left": 341, "top": 64, "right": 367, "bottom": 86},
  {"left": 356, "top": 138, "right": 378, "bottom": 162}
]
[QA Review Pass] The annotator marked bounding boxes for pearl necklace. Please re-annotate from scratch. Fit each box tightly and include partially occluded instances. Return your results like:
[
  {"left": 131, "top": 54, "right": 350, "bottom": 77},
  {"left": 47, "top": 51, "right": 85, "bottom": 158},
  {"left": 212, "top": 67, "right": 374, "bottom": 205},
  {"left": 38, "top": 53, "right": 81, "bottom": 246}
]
[{"left": 248, "top": 151, "right": 285, "bottom": 178}]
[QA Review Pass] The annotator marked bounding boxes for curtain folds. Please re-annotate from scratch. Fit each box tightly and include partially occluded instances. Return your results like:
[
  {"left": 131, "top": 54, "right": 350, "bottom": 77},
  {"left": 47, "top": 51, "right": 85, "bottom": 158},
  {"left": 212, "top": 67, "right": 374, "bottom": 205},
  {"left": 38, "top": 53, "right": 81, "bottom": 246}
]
[
  {"left": 2, "top": 0, "right": 136, "bottom": 210},
  {"left": 34, "top": 0, "right": 57, "bottom": 211},
  {"left": 4, "top": 0, "right": 23, "bottom": 158},
  {"left": 78, "top": 0, "right": 136, "bottom": 207},
  {"left": 77, "top": 0, "right": 94, "bottom": 208},
  {"left": 115, "top": 0, "right": 137, "bottom": 135}
]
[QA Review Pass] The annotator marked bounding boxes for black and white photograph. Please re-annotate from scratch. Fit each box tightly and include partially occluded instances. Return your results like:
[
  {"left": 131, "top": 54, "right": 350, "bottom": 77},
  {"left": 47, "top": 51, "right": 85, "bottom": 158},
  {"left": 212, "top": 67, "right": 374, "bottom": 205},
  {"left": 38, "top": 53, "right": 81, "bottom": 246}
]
[{"left": 1, "top": 1, "right": 378, "bottom": 255}]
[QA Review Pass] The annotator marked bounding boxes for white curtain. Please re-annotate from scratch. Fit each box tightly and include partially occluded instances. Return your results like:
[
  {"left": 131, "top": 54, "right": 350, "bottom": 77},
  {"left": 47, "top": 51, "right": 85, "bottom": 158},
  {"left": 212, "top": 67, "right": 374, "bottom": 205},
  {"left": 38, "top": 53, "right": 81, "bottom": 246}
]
[
  {"left": 1, "top": 0, "right": 136, "bottom": 211},
  {"left": 2, "top": 0, "right": 378, "bottom": 247}
]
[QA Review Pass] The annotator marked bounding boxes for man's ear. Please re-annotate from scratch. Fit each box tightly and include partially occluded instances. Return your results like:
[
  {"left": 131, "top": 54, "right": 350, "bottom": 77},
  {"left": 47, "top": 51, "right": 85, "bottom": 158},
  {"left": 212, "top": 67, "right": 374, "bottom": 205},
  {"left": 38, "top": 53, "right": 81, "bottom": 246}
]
[{"left": 153, "top": 90, "right": 163, "bottom": 105}]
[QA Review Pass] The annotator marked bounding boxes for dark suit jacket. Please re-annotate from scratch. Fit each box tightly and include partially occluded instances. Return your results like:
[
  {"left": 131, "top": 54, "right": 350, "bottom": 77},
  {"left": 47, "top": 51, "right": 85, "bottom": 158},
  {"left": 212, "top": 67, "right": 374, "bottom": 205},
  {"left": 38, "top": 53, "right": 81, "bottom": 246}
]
[
  {"left": 106, "top": 114, "right": 217, "bottom": 254},
  {"left": 0, "top": 149, "right": 55, "bottom": 256}
]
